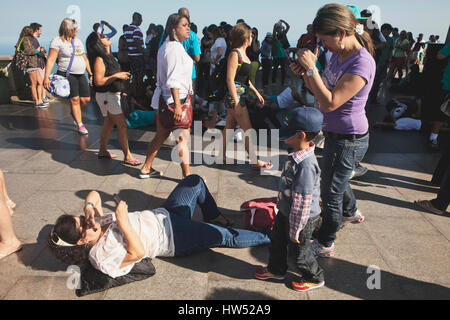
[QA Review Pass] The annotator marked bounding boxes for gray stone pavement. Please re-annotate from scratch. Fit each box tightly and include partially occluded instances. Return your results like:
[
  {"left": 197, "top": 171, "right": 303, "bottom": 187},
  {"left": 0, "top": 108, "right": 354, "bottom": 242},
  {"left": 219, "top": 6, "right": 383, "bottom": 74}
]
[{"left": 0, "top": 76, "right": 449, "bottom": 300}]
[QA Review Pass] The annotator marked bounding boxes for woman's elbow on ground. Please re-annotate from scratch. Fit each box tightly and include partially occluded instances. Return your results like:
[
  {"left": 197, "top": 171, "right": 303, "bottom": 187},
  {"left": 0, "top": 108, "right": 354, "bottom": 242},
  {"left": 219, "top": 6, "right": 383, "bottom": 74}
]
[{"left": 122, "top": 251, "right": 145, "bottom": 267}]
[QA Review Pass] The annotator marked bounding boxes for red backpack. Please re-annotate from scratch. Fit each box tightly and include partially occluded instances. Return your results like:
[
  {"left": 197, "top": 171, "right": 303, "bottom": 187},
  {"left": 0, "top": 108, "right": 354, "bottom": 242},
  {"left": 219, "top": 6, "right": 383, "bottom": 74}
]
[{"left": 240, "top": 197, "right": 278, "bottom": 232}]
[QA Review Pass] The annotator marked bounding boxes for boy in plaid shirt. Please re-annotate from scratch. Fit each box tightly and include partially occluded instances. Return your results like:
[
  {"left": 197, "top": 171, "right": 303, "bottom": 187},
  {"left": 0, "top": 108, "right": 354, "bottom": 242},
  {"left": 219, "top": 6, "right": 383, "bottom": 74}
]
[{"left": 254, "top": 107, "right": 325, "bottom": 292}]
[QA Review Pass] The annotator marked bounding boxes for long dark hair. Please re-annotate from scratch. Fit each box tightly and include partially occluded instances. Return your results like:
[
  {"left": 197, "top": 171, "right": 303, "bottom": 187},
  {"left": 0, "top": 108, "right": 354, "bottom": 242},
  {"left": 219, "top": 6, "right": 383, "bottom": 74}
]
[
  {"left": 85, "top": 32, "right": 117, "bottom": 73},
  {"left": 47, "top": 214, "right": 91, "bottom": 266},
  {"left": 312, "top": 3, "right": 375, "bottom": 57},
  {"left": 164, "top": 13, "right": 190, "bottom": 42},
  {"left": 16, "top": 26, "right": 33, "bottom": 48}
]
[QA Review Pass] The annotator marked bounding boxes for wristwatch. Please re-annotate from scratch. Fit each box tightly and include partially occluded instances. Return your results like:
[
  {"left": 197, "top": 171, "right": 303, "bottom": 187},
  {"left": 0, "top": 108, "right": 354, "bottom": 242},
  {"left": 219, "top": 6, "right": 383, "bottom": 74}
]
[{"left": 306, "top": 68, "right": 317, "bottom": 77}]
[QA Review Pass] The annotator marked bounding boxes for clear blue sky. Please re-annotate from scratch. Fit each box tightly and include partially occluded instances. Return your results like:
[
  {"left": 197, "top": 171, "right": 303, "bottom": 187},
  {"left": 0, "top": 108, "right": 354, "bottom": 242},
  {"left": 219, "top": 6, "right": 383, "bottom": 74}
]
[{"left": 0, "top": 0, "right": 449, "bottom": 54}]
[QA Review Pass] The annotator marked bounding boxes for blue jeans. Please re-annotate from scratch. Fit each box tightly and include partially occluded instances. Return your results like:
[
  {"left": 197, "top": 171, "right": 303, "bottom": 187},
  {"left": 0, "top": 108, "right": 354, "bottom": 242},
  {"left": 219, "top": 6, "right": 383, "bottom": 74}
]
[
  {"left": 318, "top": 134, "right": 369, "bottom": 247},
  {"left": 268, "top": 214, "right": 324, "bottom": 283},
  {"left": 162, "top": 175, "right": 271, "bottom": 257}
]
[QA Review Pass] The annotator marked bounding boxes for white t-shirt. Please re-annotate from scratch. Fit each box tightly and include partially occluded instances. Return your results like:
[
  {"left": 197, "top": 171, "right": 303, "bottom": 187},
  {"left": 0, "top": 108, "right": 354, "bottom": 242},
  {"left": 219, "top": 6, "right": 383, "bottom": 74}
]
[
  {"left": 50, "top": 37, "right": 86, "bottom": 75},
  {"left": 151, "top": 40, "right": 193, "bottom": 109},
  {"left": 210, "top": 37, "right": 227, "bottom": 63},
  {"left": 89, "top": 208, "right": 175, "bottom": 278},
  {"left": 277, "top": 87, "right": 301, "bottom": 109}
]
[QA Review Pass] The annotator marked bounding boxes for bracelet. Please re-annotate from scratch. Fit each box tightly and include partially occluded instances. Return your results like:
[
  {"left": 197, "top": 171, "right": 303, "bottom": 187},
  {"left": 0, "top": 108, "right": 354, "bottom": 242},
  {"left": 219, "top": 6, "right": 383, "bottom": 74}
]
[{"left": 85, "top": 202, "right": 95, "bottom": 209}]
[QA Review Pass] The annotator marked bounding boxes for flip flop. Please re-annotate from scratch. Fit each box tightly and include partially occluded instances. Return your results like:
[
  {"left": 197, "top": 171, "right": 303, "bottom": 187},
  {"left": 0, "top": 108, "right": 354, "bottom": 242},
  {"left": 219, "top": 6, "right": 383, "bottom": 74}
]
[
  {"left": 414, "top": 200, "right": 444, "bottom": 215},
  {"left": 124, "top": 159, "right": 143, "bottom": 167},
  {"left": 139, "top": 168, "right": 163, "bottom": 179},
  {"left": 0, "top": 244, "right": 23, "bottom": 261},
  {"left": 98, "top": 152, "right": 118, "bottom": 159}
]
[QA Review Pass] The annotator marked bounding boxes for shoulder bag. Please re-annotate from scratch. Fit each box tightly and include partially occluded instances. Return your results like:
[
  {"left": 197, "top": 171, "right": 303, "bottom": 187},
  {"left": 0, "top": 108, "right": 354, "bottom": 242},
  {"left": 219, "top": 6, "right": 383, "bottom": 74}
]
[
  {"left": 13, "top": 38, "right": 30, "bottom": 71},
  {"left": 158, "top": 94, "right": 193, "bottom": 130},
  {"left": 47, "top": 40, "right": 76, "bottom": 98}
]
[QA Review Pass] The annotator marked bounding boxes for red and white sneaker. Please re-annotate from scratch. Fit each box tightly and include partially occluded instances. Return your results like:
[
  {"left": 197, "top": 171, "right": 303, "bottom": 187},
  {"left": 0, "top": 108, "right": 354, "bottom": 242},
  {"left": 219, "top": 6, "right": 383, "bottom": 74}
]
[
  {"left": 254, "top": 267, "right": 286, "bottom": 281},
  {"left": 292, "top": 279, "right": 325, "bottom": 292},
  {"left": 341, "top": 209, "right": 365, "bottom": 228},
  {"left": 311, "top": 240, "right": 335, "bottom": 258}
]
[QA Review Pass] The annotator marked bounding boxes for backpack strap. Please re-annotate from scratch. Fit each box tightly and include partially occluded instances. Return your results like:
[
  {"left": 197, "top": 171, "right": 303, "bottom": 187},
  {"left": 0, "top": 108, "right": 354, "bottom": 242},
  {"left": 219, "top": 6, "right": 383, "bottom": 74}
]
[
  {"left": 16, "top": 37, "right": 25, "bottom": 52},
  {"left": 65, "top": 39, "right": 76, "bottom": 78},
  {"left": 231, "top": 49, "right": 244, "bottom": 65}
]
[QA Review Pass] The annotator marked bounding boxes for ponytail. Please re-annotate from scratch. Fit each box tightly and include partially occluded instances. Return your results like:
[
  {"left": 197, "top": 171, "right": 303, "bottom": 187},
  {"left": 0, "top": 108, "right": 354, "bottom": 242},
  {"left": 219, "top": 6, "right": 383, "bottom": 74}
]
[
  {"left": 313, "top": 3, "right": 375, "bottom": 57},
  {"left": 355, "top": 30, "right": 375, "bottom": 57}
]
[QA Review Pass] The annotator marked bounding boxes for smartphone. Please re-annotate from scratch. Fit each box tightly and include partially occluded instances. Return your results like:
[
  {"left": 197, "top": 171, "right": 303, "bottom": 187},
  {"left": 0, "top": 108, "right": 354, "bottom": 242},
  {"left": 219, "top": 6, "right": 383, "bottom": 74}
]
[{"left": 113, "top": 194, "right": 121, "bottom": 205}]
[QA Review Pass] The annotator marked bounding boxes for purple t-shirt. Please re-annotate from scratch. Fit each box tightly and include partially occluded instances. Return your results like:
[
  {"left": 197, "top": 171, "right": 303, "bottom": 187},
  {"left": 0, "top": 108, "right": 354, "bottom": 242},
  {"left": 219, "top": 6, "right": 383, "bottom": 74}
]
[{"left": 318, "top": 48, "right": 375, "bottom": 135}]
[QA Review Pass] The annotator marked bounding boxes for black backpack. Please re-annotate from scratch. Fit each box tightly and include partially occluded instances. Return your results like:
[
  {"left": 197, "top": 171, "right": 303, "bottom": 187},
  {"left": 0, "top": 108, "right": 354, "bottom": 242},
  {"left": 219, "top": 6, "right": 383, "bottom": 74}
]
[{"left": 207, "top": 49, "right": 243, "bottom": 102}]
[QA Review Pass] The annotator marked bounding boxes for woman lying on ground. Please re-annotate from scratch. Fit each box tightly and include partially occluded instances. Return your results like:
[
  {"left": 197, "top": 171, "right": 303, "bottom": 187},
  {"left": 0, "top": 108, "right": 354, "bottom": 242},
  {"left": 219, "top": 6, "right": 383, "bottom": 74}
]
[{"left": 48, "top": 175, "right": 270, "bottom": 278}]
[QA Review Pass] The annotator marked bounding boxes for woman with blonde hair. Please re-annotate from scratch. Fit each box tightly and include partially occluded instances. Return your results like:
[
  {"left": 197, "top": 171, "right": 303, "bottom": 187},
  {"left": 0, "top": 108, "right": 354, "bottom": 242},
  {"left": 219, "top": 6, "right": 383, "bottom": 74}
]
[
  {"left": 44, "top": 18, "right": 93, "bottom": 135},
  {"left": 291, "top": 3, "right": 375, "bottom": 257},
  {"left": 221, "top": 23, "right": 271, "bottom": 170}
]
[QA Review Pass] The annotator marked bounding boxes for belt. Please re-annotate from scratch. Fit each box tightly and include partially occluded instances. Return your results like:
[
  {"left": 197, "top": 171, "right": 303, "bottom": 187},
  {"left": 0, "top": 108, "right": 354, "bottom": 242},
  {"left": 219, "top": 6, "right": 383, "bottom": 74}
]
[{"left": 323, "top": 131, "right": 368, "bottom": 140}]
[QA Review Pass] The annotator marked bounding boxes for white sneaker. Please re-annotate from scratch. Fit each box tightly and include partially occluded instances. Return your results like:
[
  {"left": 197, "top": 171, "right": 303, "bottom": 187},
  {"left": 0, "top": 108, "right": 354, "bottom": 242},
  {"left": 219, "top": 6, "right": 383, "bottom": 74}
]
[
  {"left": 77, "top": 124, "right": 88, "bottom": 135},
  {"left": 35, "top": 103, "right": 48, "bottom": 109},
  {"left": 341, "top": 209, "right": 365, "bottom": 228},
  {"left": 350, "top": 165, "right": 368, "bottom": 180},
  {"left": 311, "top": 239, "right": 335, "bottom": 258}
]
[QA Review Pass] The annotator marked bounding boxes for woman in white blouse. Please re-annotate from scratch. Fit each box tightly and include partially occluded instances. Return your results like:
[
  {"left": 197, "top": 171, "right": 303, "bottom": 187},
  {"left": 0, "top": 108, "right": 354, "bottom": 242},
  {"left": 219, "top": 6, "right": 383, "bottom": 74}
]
[
  {"left": 47, "top": 175, "right": 271, "bottom": 278},
  {"left": 140, "top": 13, "right": 193, "bottom": 179},
  {"left": 207, "top": 24, "right": 227, "bottom": 74}
]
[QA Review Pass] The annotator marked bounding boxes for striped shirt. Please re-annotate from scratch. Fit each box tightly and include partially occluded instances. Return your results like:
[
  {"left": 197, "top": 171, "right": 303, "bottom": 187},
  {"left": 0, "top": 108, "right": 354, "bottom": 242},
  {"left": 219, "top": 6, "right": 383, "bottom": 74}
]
[{"left": 124, "top": 24, "right": 144, "bottom": 56}]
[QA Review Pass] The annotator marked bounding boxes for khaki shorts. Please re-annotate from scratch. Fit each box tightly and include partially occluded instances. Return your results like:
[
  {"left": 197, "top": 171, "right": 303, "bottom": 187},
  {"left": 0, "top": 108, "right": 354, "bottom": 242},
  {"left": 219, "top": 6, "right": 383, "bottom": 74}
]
[{"left": 95, "top": 92, "right": 123, "bottom": 117}]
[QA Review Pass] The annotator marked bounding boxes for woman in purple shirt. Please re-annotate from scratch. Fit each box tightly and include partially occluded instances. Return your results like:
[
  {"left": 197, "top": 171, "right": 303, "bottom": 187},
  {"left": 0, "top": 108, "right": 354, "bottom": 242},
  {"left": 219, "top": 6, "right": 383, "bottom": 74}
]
[{"left": 291, "top": 4, "right": 376, "bottom": 257}]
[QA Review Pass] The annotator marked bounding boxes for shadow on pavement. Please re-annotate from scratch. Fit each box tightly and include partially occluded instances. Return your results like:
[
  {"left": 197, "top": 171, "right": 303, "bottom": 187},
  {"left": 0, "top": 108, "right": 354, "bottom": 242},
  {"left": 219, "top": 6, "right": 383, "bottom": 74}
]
[{"left": 317, "top": 257, "right": 450, "bottom": 299}]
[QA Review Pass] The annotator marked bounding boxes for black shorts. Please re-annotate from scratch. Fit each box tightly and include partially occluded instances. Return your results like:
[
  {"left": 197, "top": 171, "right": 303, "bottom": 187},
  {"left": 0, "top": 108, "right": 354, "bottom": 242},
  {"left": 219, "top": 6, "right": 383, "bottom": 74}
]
[{"left": 57, "top": 71, "right": 91, "bottom": 98}]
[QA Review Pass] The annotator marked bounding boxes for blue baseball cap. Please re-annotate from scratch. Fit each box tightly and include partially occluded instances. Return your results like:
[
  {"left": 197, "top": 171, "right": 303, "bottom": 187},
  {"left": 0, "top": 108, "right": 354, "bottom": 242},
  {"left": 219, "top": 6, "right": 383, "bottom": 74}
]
[
  {"left": 346, "top": 5, "right": 368, "bottom": 20},
  {"left": 279, "top": 107, "right": 324, "bottom": 141}
]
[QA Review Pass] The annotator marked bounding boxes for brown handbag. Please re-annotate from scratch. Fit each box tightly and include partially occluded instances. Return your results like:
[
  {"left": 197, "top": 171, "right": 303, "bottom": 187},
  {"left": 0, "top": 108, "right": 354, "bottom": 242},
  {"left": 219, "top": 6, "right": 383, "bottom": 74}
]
[{"left": 158, "top": 95, "right": 193, "bottom": 130}]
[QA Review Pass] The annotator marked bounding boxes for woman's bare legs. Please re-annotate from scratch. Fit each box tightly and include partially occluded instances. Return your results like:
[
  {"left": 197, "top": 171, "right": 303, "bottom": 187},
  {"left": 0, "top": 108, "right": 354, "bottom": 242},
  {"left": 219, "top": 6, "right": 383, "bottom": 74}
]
[
  {"left": 0, "top": 170, "right": 21, "bottom": 256},
  {"left": 175, "top": 128, "right": 191, "bottom": 178},
  {"left": 222, "top": 104, "right": 268, "bottom": 168},
  {"left": 109, "top": 113, "right": 138, "bottom": 162},
  {"left": 141, "top": 116, "right": 172, "bottom": 175},
  {"left": 98, "top": 115, "right": 115, "bottom": 156},
  {"left": 70, "top": 96, "right": 91, "bottom": 125},
  {"left": 28, "top": 70, "right": 43, "bottom": 106}
]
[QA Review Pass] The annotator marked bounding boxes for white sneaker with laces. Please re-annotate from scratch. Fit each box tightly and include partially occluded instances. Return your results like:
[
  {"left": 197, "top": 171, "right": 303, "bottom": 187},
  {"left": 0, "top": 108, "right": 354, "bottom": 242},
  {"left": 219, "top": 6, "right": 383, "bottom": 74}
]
[
  {"left": 77, "top": 124, "right": 88, "bottom": 135},
  {"left": 341, "top": 209, "right": 365, "bottom": 228},
  {"left": 311, "top": 239, "right": 335, "bottom": 258}
]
